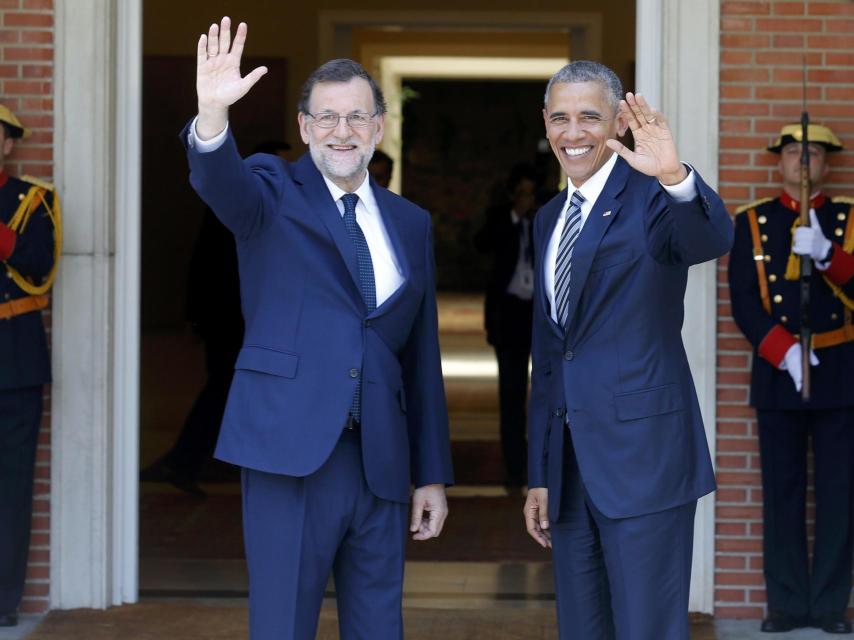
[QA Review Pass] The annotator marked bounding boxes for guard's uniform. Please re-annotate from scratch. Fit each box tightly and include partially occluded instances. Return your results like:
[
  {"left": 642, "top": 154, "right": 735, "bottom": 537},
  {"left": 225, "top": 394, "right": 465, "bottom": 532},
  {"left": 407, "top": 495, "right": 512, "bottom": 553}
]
[
  {"left": 729, "top": 181, "right": 854, "bottom": 620},
  {"left": 0, "top": 106, "right": 60, "bottom": 620}
]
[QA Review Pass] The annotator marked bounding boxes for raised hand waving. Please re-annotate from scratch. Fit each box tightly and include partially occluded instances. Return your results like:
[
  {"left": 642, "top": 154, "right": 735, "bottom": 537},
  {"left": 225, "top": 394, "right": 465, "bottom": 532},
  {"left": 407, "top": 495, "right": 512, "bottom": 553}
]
[
  {"left": 196, "top": 17, "right": 267, "bottom": 140},
  {"left": 605, "top": 92, "right": 687, "bottom": 186}
]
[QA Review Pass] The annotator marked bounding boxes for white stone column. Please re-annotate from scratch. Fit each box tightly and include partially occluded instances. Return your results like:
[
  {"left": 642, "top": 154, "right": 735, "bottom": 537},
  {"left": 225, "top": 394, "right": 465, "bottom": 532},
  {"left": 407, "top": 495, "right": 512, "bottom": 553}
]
[
  {"left": 51, "top": 0, "right": 141, "bottom": 608},
  {"left": 637, "top": 0, "right": 721, "bottom": 615}
]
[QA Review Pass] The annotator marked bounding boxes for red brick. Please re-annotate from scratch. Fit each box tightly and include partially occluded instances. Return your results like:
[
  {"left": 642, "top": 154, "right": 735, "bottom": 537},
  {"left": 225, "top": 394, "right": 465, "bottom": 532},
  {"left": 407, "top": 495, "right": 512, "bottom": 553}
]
[
  {"left": 808, "top": 2, "right": 854, "bottom": 16},
  {"left": 721, "top": 51, "right": 754, "bottom": 65},
  {"left": 3, "top": 46, "right": 52, "bottom": 61},
  {"left": 717, "top": 522, "right": 748, "bottom": 536},
  {"left": 716, "top": 488, "right": 748, "bottom": 502},
  {"left": 773, "top": 1, "right": 804, "bottom": 14},
  {"left": 719, "top": 186, "right": 751, "bottom": 201},
  {"left": 714, "top": 605, "right": 764, "bottom": 619},
  {"left": 0, "top": 27, "right": 19, "bottom": 42},
  {"left": 722, "top": 1, "right": 770, "bottom": 15},
  {"left": 718, "top": 438, "right": 760, "bottom": 453},
  {"left": 21, "top": 29, "right": 52, "bottom": 44},
  {"left": 808, "top": 34, "right": 854, "bottom": 49},
  {"left": 755, "top": 51, "right": 822, "bottom": 65},
  {"left": 717, "top": 386, "right": 749, "bottom": 402},
  {"left": 721, "top": 33, "right": 770, "bottom": 48},
  {"left": 3, "top": 11, "right": 52, "bottom": 27},
  {"left": 719, "top": 169, "right": 771, "bottom": 183},
  {"left": 718, "top": 405, "right": 758, "bottom": 419},
  {"left": 773, "top": 34, "right": 804, "bottom": 47},
  {"left": 722, "top": 16, "right": 755, "bottom": 31},
  {"left": 22, "top": 582, "right": 48, "bottom": 597},
  {"left": 718, "top": 505, "right": 762, "bottom": 520},
  {"left": 749, "top": 590, "right": 768, "bottom": 603},
  {"left": 717, "top": 454, "right": 748, "bottom": 469},
  {"left": 720, "top": 85, "right": 752, "bottom": 99},
  {"left": 22, "top": 0, "right": 51, "bottom": 7},
  {"left": 716, "top": 471, "right": 762, "bottom": 486},
  {"left": 755, "top": 86, "right": 822, "bottom": 101},
  {"left": 19, "top": 599, "right": 49, "bottom": 614},
  {"left": 0, "top": 0, "right": 22, "bottom": 7},
  {"left": 721, "top": 68, "right": 770, "bottom": 83},
  {"left": 826, "top": 52, "right": 854, "bottom": 66},
  {"left": 756, "top": 17, "right": 822, "bottom": 31},
  {"left": 716, "top": 588, "right": 747, "bottom": 601},
  {"left": 717, "top": 422, "right": 750, "bottom": 436},
  {"left": 716, "top": 555, "right": 747, "bottom": 570},
  {"left": 25, "top": 565, "right": 49, "bottom": 580},
  {"left": 717, "top": 572, "right": 766, "bottom": 586}
]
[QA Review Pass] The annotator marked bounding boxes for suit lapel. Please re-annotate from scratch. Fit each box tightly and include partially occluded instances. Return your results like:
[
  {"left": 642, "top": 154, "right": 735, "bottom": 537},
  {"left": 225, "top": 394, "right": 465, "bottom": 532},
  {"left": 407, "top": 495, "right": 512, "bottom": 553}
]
[
  {"left": 537, "top": 192, "right": 567, "bottom": 339},
  {"left": 293, "top": 154, "right": 362, "bottom": 301},
  {"left": 563, "top": 157, "right": 630, "bottom": 342},
  {"left": 370, "top": 183, "right": 411, "bottom": 318}
]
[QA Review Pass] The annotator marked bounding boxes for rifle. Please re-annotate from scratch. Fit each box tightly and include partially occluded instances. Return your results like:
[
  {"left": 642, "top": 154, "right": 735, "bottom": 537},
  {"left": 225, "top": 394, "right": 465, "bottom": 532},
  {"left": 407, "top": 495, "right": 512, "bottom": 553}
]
[{"left": 798, "top": 59, "right": 812, "bottom": 401}]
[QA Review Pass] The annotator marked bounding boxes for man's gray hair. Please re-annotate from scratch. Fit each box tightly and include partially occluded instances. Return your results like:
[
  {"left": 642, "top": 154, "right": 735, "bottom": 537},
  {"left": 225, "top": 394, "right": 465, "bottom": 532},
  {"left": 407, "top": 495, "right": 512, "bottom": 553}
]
[
  {"left": 544, "top": 61, "right": 623, "bottom": 112},
  {"left": 298, "top": 58, "right": 387, "bottom": 115}
]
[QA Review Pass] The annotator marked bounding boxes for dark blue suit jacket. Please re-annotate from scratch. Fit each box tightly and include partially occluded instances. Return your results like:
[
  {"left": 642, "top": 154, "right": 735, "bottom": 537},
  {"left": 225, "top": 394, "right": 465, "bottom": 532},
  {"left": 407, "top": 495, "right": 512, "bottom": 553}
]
[
  {"left": 528, "top": 158, "right": 733, "bottom": 521},
  {"left": 184, "top": 126, "right": 453, "bottom": 504}
]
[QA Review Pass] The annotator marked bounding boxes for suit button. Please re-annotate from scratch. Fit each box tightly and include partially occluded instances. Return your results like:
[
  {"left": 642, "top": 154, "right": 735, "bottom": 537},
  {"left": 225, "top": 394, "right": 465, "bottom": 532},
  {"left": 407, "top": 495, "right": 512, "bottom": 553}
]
[
  {"left": 349, "top": 368, "right": 359, "bottom": 378},
  {"left": 773, "top": 294, "right": 782, "bottom": 304},
  {"left": 564, "top": 350, "right": 574, "bottom": 361}
]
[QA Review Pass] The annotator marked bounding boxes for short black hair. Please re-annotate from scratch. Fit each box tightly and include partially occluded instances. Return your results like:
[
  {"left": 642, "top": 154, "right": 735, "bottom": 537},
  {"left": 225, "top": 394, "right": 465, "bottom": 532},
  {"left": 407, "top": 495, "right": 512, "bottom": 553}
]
[
  {"left": 506, "top": 163, "right": 538, "bottom": 193},
  {"left": 369, "top": 149, "right": 393, "bottom": 169},
  {"left": 298, "top": 59, "right": 387, "bottom": 116}
]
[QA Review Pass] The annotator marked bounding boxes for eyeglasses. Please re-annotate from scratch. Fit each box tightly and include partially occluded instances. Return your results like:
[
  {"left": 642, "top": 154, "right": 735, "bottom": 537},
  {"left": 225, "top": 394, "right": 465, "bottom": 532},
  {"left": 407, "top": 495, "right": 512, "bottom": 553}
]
[{"left": 306, "top": 111, "right": 377, "bottom": 129}]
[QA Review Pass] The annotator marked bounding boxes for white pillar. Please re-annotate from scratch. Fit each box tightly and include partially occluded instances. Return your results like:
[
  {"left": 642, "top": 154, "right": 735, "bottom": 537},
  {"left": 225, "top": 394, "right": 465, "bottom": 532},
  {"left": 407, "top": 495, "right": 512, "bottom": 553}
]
[
  {"left": 51, "top": 0, "right": 141, "bottom": 608},
  {"left": 637, "top": 0, "right": 721, "bottom": 615}
]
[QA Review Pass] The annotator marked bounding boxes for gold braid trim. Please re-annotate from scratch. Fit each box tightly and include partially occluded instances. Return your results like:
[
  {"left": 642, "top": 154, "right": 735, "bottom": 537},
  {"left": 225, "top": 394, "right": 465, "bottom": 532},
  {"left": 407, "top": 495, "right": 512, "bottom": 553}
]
[
  {"left": 3, "top": 184, "right": 62, "bottom": 295},
  {"left": 821, "top": 204, "right": 854, "bottom": 311}
]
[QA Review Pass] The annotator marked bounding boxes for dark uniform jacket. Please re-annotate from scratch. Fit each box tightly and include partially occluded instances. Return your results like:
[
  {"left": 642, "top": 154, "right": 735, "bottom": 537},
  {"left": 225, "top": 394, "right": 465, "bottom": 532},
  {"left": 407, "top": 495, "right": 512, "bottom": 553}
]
[
  {"left": 729, "top": 192, "right": 854, "bottom": 410},
  {"left": 0, "top": 171, "right": 55, "bottom": 390}
]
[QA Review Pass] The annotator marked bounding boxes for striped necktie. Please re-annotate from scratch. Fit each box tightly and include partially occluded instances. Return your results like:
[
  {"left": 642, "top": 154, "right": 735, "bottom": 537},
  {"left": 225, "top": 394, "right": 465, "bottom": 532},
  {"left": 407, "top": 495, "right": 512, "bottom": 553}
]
[
  {"left": 341, "top": 192, "right": 376, "bottom": 421},
  {"left": 554, "top": 190, "right": 585, "bottom": 328}
]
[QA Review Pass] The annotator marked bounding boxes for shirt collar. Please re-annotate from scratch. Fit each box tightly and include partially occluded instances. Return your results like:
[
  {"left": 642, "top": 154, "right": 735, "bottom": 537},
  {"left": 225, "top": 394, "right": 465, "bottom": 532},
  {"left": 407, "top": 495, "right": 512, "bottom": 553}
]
[
  {"left": 779, "top": 189, "right": 826, "bottom": 213},
  {"left": 322, "top": 171, "right": 377, "bottom": 214},
  {"left": 568, "top": 152, "right": 618, "bottom": 210}
]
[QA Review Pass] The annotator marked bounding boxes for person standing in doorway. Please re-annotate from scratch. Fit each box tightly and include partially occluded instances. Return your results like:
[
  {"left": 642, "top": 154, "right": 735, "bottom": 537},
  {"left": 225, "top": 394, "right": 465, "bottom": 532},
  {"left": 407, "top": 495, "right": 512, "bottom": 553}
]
[
  {"left": 183, "top": 18, "right": 453, "bottom": 639},
  {"left": 475, "top": 163, "right": 539, "bottom": 489},
  {"left": 523, "top": 61, "right": 732, "bottom": 639}
]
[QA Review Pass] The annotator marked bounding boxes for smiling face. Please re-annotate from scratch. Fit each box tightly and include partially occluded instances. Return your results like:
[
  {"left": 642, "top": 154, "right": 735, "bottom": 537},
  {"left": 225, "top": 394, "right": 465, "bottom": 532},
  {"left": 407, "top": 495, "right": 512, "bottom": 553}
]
[
  {"left": 298, "top": 77, "right": 384, "bottom": 192},
  {"left": 543, "top": 81, "right": 627, "bottom": 188}
]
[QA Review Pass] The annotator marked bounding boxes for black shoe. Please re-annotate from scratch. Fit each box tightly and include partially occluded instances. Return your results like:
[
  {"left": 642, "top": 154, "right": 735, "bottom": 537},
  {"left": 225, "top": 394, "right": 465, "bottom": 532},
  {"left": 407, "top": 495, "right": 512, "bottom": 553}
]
[
  {"left": 140, "top": 460, "right": 206, "bottom": 498},
  {"left": 761, "top": 612, "right": 805, "bottom": 632},
  {"left": 812, "top": 614, "right": 852, "bottom": 634},
  {"left": 0, "top": 612, "right": 18, "bottom": 627}
]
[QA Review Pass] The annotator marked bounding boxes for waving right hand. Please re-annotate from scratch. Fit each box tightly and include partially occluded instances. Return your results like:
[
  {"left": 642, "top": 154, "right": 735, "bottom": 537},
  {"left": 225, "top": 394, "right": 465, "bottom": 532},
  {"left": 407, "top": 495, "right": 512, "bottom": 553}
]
[{"left": 196, "top": 17, "right": 267, "bottom": 139}]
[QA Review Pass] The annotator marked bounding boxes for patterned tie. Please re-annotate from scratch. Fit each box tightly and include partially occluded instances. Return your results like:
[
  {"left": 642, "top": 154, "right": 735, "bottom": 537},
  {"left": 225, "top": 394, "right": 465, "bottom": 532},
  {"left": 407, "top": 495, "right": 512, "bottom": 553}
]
[
  {"left": 341, "top": 192, "right": 376, "bottom": 421},
  {"left": 554, "top": 190, "right": 585, "bottom": 328}
]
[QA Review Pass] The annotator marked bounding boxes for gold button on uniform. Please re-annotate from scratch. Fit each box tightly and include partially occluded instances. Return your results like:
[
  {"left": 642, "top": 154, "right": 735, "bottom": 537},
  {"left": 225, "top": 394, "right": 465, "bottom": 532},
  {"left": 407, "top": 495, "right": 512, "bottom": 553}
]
[
  {"left": 835, "top": 228, "right": 844, "bottom": 237},
  {"left": 761, "top": 234, "right": 769, "bottom": 242},
  {"left": 773, "top": 294, "right": 783, "bottom": 303},
  {"left": 17, "top": 193, "right": 24, "bottom": 201},
  {"left": 758, "top": 215, "right": 767, "bottom": 224},
  {"left": 781, "top": 315, "right": 788, "bottom": 323},
  {"left": 764, "top": 255, "right": 771, "bottom": 263},
  {"left": 832, "top": 313, "right": 839, "bottom": 321},
  {"left": 769, "top": 274, "right": 777, "bottom": 282},
  {"left": 838, "top": 213, "right": 846, "bottom": 221}
]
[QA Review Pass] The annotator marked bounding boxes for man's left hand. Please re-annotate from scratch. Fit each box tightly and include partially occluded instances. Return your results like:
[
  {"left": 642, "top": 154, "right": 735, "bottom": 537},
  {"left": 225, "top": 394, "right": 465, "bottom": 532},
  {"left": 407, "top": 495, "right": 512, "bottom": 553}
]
[
  {"left": 605, "top": 92, "right": 687, "bottom": 186},
  {"left": 410, "top": 484, "right": 448, "bottom": 541},
  {"left": 793, "top": 208, "right": 832, "bottom": 263}
]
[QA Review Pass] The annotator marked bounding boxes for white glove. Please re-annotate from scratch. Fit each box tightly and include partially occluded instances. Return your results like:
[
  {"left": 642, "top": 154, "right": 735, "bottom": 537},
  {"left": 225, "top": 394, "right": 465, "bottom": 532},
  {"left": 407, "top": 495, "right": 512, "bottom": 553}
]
[
  {"left": 779, "top": 343, "right": 820, "bottom": 392},
  {"left": 793, "top": 208, "right": 832, "bottom": 266}
]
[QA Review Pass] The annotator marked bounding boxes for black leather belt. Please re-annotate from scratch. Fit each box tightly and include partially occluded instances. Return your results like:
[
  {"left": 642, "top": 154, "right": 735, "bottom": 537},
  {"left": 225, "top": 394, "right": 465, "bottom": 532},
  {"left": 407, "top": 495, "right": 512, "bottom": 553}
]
[{"left": 344, "top": 415, "right": 361, "bottom": 432}]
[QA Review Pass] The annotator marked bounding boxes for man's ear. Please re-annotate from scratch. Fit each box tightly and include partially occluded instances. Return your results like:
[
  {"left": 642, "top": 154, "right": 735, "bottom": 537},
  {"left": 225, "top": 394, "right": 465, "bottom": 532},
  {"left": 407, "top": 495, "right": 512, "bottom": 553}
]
[
  {"left": 374, "top": 113, "right": 385, "bottom": 146},
  {"left": 297, "top": 112, "right": 310, "bottom": 144},
  {"left": 2, "top": 137, "right": 13, "bottom": 157},
  {"left": 615, "top": 111, "right": 629, "bottom": 137}
]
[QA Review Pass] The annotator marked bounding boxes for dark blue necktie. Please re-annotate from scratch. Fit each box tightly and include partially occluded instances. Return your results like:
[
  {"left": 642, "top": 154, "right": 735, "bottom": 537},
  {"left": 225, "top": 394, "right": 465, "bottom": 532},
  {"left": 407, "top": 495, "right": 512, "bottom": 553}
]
[
  {"left": 341, "top": 192, "right": 376, "bottom": 421},
  {"left": 555, "top": 190, "right": 585, "bottom": 328}
]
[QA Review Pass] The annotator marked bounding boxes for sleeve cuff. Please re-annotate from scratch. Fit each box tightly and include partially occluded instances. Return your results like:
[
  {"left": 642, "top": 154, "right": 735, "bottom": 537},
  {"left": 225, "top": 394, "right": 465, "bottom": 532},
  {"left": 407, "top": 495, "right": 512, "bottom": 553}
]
[
  {"left": 189, "top": 116, "right": 229, "bottom": 152},
  {"left": 0, "top": 222, "right": 16, "bottom": 261},
  {"left": 659, "top": 164, "right": 696, "bottom": 202},
  {"left": 758, "top": 324, "right": 798, "bottom": 368},
  {"left": 822, "top": 243, "right": 854, "bottom": 286}
]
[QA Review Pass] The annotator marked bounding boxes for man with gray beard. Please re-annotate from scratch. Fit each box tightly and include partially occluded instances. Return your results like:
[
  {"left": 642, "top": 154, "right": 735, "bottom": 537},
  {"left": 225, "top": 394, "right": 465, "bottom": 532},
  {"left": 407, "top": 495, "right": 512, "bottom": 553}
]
[{"left": 182, "top": 17, "right": 453, "bottom": 640}]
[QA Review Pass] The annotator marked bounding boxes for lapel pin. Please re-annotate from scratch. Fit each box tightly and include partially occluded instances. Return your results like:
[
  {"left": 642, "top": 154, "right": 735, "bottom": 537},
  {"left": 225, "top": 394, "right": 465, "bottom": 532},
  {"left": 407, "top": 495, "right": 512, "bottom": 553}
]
[{"left": 603, "top": 210, "right": 612, "bottom": 217}]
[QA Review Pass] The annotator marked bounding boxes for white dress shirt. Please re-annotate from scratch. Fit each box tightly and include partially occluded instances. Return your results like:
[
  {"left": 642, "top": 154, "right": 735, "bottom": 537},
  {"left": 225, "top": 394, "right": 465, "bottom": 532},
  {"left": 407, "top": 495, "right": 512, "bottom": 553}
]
[
  {"left": 189, "top": 118, "right": 405, "bottom": 307},
  {"left": 505, "top": 210, "right": 534, "bottom": 301},
  {"left": 544, "top": 153, "right": 698, "bottom": 324}
]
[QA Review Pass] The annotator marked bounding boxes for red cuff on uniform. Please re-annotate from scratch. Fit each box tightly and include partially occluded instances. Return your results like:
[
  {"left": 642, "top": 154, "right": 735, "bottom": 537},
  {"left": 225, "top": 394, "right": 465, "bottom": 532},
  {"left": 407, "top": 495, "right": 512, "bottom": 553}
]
[
  {"left": 0, "top": 222, "right": 16, "bottom": 261},
  {"left": 758, "top": 324, "right": 798, "bottom": 368},
  {"left": 822, "top": 243, "right": 854, "bottom": 286}
]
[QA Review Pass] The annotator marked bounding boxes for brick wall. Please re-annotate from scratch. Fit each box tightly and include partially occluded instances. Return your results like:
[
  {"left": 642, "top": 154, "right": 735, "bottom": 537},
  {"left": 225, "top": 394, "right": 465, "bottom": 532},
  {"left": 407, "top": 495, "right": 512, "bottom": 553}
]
[
  {"left": 1, "top": 0, "right": 54, "bottom": 615},
  {"left": 717, "top": 0, "right": 854, "bottom": 618}
]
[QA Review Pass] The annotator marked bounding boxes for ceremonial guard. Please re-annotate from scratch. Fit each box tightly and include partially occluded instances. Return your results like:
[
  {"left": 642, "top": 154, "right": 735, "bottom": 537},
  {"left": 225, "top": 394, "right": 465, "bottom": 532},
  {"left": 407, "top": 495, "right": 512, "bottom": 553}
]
[
  {"left": 728, "top": 123, "right": 854, "bottom": 634},
  {"left": 0, "top": 106, "right": 61, "bottom": 628}
]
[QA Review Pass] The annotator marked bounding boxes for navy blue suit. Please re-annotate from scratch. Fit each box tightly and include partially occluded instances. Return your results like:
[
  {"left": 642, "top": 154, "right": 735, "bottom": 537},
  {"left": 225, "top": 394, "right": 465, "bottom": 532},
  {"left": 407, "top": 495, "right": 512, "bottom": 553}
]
[
  {"left": 0, "top": 172, "right": 55, "bottom": 616},
  {"left": 184, "top": 126, "right": 453, "bottom": 639},
  {"left": 528, "top": 158, "right": 732, "bottom": 638}
]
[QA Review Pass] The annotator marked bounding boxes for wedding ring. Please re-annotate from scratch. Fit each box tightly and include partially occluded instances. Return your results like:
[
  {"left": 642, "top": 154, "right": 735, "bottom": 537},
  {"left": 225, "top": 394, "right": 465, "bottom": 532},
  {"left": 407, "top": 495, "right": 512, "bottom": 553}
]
[{"left": 647, "top": 117, "right": 657, "bottom": 124}]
